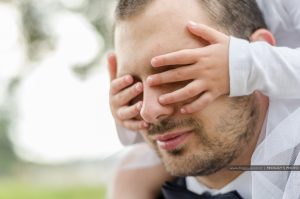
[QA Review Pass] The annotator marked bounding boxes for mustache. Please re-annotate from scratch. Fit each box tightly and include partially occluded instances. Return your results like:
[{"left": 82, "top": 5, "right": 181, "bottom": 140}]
[{"left": 148, "top": 118, "right": 202, "bottom": 136}]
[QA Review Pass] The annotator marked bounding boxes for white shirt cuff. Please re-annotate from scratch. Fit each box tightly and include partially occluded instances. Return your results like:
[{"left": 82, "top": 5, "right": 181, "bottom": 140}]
[{"left": 229, "top": 37, "right": 252, "bottom": 97}]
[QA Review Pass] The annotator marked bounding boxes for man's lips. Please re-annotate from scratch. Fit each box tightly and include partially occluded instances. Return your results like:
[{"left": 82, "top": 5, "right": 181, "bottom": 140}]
[{"left": 154, "top": 130, "right": 193, "bottom": 151}]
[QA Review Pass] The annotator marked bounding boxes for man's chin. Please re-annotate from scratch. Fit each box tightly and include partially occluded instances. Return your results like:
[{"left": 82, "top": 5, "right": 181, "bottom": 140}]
[
  {"left": 163, "top": 162, "right": 209, "bottom": 177},
  {"left": 160, "top": 151, "right": 230, "bottom": 177},
  {"left": 159, "top": 153, "right": 199, "bottom": 177},
  {"left": 163, "top": 161, "right": 225, "bottom": 177}
]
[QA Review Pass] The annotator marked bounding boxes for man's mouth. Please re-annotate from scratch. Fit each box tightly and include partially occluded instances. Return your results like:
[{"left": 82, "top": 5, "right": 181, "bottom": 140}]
[{"left": 154, "top": 130, "right": 193, "bottom": 151}]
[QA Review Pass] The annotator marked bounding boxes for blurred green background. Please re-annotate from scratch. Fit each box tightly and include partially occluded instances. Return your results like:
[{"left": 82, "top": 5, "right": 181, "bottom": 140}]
[
  {"left": 0, "top": 0, "right": 121, "bottom": 198},
  {"left": 0, "top": 181, "right": 105, "bottom": 199}
]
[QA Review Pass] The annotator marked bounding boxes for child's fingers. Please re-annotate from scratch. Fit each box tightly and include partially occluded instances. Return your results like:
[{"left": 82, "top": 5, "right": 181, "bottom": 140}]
[
  {"left": 112, "top": 82, "right": 143, "bottom": 106},
  {"left": 117, "top": 102, "right": 143, "bottom": 120},
  {"left": 181, "top": 92, "right": 214, "bottom": 114},
  {"left": 151, "top": 49, "right": 197, "bottom": 67},
  {"left": 123, "top": 120, "right": 149, "bottom": 131},
  {"left": 187, "top": 21, "right": 227, "bottom": 44},
  {"left": 159, "top": 80, "right": 206, "bottom": 105},
  {"left": 107, "top": 52, "right": 117, "bottom": 81},
  {"left": 110, "top": 75, "right": 134, "bottom": 95},
  {"left": 147, "top": 66, "right": 194, "bottom": 86}
]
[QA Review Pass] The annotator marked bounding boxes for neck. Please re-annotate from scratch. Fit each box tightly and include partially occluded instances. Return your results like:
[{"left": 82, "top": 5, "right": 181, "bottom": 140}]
[
  {"left": 196, "top": 93, "right": 269, "bottom": 189},
  {"left": 196, "top": 145, "right": 254, "bottom": 189}
]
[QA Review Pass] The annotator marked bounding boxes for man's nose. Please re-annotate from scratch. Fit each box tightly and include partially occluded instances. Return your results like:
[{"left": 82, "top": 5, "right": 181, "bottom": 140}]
[{"left": 140, "top": 86, "right": 174, "bottom": 124}]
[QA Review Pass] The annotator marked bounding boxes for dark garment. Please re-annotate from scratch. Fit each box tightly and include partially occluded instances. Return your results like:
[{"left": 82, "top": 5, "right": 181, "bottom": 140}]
[{"left": 159, "top": 177, "right": 243, "bottom": 199}]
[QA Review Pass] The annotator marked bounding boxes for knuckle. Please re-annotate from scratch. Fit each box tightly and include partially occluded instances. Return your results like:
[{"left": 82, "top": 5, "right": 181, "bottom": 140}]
[
  {"left": 152, "top": 75, "right": 161, "bottom": 84},
  {"left": 110, "top": 85, "right": 116, "bottom": 94},
  {"left": 130, "top": 85, "right": 137, "bottom": 95},
  {"left": 115, "top": 79, "right": 123, "bottom": 88},
  {"left": 118, "top": 93, "right": 126, "bottom": 103},
  {"left": 131, "top": 105, "right": 139, "bottom": 115},
  {"left": 111, "top": 78, "right": 118, "bottom": 86},
  {"left": 174, "top": 70, "right": 183, "bottom": 79},
  {"left": 186, "top": 87, "right": 196, "bottom": 96},
  {"left": 187, "top": 66, "right": 196, "bottom": 74},
  {"left": 165, "top": 95, "right": 174, "bottom": 103},
  {"left": 195, "top": 80, "right": 206, "bottom": 90},
  {"left": 110, "top": 97, "right": 119, "bottom": 106},
  {"left": 117, "top": 109, "right": 124, "bottom": 119}
]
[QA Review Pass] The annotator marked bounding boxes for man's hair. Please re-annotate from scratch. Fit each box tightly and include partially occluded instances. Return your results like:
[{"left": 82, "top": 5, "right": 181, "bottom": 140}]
[{"left": 115, "top": 0, "right": 267, "bottom": 39}]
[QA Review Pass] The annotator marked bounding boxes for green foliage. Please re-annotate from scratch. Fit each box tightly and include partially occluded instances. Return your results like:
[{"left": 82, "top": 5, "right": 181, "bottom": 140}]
[
  {"left": 0, "top": 0, "right": 115, "bottom": 167},
  {"left": 0, "top": 180, "right": 106, "bottom": 199},
  {"left": 18, "top": 0, "right": 114, "bottom": 78},
  {"left": 20, "top": 0, "right": 55, "bottom": 61},
  {"left": 0, "top": 0, "right": 115, "bottom": 172},
  {"left": 0, "top": 113, "right": 18, "bottom": 174}
]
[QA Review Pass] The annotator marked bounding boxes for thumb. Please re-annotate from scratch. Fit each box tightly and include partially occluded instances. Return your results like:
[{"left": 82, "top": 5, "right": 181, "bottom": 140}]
[
  {"left": 187, "top": 21, "right": 227, "bottom": 44},
  {"left": 107, "top": 52, "right": 117, "bottom": 81}
]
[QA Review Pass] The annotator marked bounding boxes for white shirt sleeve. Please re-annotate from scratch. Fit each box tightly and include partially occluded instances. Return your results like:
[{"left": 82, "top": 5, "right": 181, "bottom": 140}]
[
  {"left": 116, "top": 124, "right": 144, "bottom": 146},
  {"left": 229, "top": 37, "right": 300, "bottom": 98}
]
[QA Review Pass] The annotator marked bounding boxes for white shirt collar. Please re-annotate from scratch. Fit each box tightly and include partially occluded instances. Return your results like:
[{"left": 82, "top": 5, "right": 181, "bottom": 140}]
[{"left": 186, "top": 171, "right": 252, "bottom": 199}]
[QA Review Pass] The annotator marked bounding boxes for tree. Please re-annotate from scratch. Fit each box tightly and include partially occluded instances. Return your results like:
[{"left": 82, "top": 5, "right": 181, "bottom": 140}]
[{"left": 0, "top": 0, "right": 114, "bottom": 167}]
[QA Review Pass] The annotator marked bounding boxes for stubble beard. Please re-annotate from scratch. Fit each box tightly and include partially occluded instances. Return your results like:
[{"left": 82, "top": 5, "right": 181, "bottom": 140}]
[{"left": 146, "top": 96, "right": 259, "bottom": 177}]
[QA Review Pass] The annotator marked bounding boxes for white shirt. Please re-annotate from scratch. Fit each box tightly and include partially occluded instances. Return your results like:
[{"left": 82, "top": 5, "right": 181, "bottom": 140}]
[
  {"left": 116, "top": 124, "right": 144, "bottom": 146},
  {"left": 230, "top": 0, "right": 300, "bottom": 97},
  {"left": 250, "top": 98, "right": 300, "bottom": 199},
  {"left": 186, "top": 172, "right": 252, "bottom": 199}
]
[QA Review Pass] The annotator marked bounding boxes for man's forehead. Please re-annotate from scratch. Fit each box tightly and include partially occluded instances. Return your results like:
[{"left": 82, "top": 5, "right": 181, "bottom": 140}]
[
  {"left": 116, "top": 34, "right": 199, "bottom": 78},
  {"left": 114, "top": 0, "right": 213, "bottom": 78}
]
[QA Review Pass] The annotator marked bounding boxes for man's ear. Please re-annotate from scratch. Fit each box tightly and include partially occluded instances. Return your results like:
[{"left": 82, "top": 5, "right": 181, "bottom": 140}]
[
  {"left": 107, "top": 52, "right": 117, "bottom": 81},
  {"left": 250, "top": 29, "right": 276, "bottom": 46}
]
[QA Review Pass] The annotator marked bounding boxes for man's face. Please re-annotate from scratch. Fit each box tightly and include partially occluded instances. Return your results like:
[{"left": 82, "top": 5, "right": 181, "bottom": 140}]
[{"left": 115, "top": 0, "right": 260, "bottom": 176}]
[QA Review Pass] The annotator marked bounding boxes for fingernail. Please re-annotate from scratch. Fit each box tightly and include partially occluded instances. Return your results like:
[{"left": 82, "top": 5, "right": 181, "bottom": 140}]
[
  {"left": 125, "top": 75, "right": 132, "bottom": 83},
  {"left": 181, "top": 108, "right": 187, "bottom": 114},
  {"left": 188, "top": 21, "right": 198, "bottom": 28},
  {"left": 137, "top": 102, "right": 142, "bottom": 110},
  {"left": 147, "top": 76, "right": 154, "bottom": 85},
  {"left": 135, "top": 83, "right": 143, "bottom": 92},
  {"left": 151, "top": 58, "right": 159, "bottom": 67},
  {"left": 143, "top": 122, "right": 149, "bottom": 128},
  {"left": 159, "top": 96, "right": 166, "bottom": 104}
]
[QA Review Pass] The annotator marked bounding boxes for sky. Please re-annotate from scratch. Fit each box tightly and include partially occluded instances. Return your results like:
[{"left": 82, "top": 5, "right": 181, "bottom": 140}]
[{"left": 0, "top": 2, "right": 124, "bottom": 164}]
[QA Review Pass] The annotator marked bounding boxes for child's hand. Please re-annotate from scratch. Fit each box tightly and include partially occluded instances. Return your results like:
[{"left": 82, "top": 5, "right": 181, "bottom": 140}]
[
  {"left": 108, "top": 53, "right": 148, "bottom": 131},
  {"left": 147, "top": 21, "right": 230, "bottom": 114}
]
